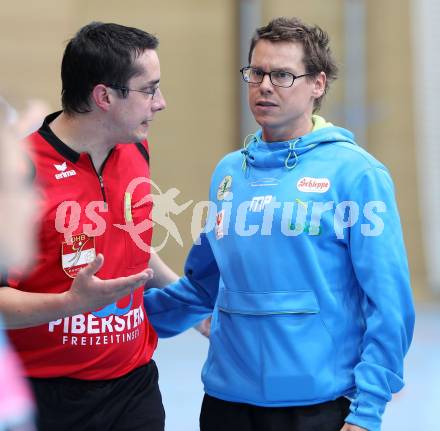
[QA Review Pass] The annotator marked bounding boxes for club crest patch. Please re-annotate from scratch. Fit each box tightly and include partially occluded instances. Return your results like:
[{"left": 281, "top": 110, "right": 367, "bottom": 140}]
[{"left": 62, "top": 233, "right": 96, "bottom": 278}]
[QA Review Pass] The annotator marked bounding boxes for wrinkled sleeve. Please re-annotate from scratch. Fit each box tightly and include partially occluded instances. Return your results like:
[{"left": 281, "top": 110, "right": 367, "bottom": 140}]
[
  {"left": 345, "top": 167, "right": 415, "bottom": 431},
  {"left": 143, "top": 233, "right": 219, "bottom": 337}
]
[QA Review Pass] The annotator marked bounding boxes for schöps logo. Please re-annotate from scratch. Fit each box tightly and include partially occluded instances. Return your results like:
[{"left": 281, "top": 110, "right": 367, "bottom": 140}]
[{"left": 297, "top": 177, "right": 331, "bottom": 193}]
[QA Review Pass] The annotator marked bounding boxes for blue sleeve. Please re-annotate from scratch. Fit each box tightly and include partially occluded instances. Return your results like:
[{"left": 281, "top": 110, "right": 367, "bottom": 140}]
[
  {"left": 345, "top": 167, "right": 415, "bottom": 431},
  {"left": 143, "top": 233, "right": 219, "bottom": 337}
]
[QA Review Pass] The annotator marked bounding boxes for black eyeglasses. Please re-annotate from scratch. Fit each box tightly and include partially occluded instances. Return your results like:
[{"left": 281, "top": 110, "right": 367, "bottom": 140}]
[
  {"left": 105, "top": 84, "right": 159, "bottom": 99},
  {"left": 240, "top": 67, "right": 313, "bottom": 88}
]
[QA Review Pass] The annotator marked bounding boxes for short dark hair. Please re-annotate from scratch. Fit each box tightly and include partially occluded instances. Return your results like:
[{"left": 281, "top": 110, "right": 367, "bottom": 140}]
[
  {"left": 61, "top": 22, "right": 158, "bottom": 114},
  {"left": 248, "top": 17, "right": 338, "bottom": 112}
]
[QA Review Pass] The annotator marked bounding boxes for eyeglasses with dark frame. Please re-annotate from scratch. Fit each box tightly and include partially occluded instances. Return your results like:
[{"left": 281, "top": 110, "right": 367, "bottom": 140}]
[
  {"left": 240, "top": 66, "right": 313, "bottom": 88},
  {"left": 105, "top": 84, "right": 159, "bottom": 99}
]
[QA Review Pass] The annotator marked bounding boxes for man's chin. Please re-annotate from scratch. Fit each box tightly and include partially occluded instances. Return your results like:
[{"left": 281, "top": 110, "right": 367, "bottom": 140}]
[
  {"left": 132, "top": 128, "right": 149, "bottom": 142},
  {"left": 251, "top": 113, "right": 275, "bottom": 127}
]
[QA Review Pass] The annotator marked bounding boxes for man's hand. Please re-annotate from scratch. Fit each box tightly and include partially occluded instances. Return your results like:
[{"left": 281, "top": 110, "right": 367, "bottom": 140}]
[
  {"left": 0, "top": 253, "right": 154, "bottom": 329},
  {"left": 64, "top": 253, "right": 153, "bottom": 315},
  {"left": 194, "top": 316, "right": 211, "bottom": 338},
  {"left": 340, "top": 423, "right": 368, "bottom": 431}
]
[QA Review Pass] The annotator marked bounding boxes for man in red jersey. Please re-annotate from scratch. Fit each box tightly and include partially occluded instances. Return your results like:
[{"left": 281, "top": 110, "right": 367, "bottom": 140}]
[{"left": 0, "top": 22, "right": 171, "bottom": 431}]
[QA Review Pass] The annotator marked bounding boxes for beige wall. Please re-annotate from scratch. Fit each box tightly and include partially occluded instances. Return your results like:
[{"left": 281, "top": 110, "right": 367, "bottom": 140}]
[
  {"left": 0, "top": 3, "right": 75, "bottom": 105},
  {"left": 0, "top": 0, "right": 427, "bottom": 296},
  {"left": 365, "top": 0, "right": 427, "bottom": 298}
]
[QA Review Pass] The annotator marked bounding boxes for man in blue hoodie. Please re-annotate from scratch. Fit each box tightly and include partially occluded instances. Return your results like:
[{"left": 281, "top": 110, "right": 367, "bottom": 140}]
[{"left": 144, "top": 17, "right": 415, "bottom": 431}]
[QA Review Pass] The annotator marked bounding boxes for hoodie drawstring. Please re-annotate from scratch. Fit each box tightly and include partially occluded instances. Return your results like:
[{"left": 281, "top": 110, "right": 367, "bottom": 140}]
[
  {"left": 285, "top": 139, "right": 299, "bottom": 170},
  {"left": 242, "top": 134, "right": 301, "bottom": 173},
  {"left": 241, "top": 134, "right": 256, "bottom": 175}
]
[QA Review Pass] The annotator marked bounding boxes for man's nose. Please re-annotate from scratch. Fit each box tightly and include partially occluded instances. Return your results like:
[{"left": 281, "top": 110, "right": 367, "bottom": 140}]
[
  {"left": 259, "top": 73, "right": 274, "bottom": 92},
  {"left": 152, "top": 88, "right": 166, "bottom": 111}
]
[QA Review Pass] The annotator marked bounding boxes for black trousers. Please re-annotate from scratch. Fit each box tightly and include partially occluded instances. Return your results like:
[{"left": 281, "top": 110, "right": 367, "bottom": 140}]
[
  {"left": 200, "top": 394, "right": 350, "bottom": 431},
  {"left": 29, "top": 360, "right": 165, "bottom": 431}
]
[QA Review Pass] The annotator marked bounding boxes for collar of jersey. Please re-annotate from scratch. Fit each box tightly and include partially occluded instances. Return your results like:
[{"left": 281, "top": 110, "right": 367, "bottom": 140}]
[{"left": 38, "top": 111, "right": 81, "bottom": 163}]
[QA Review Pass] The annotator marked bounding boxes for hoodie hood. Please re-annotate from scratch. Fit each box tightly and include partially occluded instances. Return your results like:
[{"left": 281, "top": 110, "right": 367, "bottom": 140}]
[{"left": 241, "top": 115, "right": 356, "bottom": 171}]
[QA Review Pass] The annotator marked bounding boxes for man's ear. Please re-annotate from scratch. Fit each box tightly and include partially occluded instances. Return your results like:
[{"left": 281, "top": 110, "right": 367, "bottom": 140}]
[
  {"left": 91, "top": 84, "right": 112, "bottom": 111},
  {"left": 312, "top": 71, "right": 326, "bottom": 99}
]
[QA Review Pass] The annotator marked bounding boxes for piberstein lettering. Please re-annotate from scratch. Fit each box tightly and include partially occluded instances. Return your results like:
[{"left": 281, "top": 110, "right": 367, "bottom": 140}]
[{"left": 48, "top": 305, "right": 145, "bottom": 346}]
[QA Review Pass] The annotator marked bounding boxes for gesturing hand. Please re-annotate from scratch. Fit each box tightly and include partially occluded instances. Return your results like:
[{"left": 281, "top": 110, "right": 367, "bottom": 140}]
[{"left": 64, "top": 253, "right": 153, "bottom": 315}]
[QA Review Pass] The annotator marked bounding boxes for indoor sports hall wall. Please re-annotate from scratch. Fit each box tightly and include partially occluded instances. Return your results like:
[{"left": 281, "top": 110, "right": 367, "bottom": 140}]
[{"left": 0, "top": 0, "right": 432, "bottom": 299}]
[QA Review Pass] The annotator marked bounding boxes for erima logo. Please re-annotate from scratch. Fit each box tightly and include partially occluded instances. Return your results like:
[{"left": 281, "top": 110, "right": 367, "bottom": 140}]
[
  {"left": 54, "top": 162, "right": 67, "bottom": 172},
  {"left": 54, "top": 162, "right": 77, "bottom": 180}
]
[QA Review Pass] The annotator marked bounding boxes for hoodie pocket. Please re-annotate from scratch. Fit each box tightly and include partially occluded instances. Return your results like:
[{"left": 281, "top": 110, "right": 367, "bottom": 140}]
[
  {"left": 217, "top": 289, "right": 319, "bottom": 315},
  {"left": 213, "top": 289, "right": 336, "bottom": 403}
]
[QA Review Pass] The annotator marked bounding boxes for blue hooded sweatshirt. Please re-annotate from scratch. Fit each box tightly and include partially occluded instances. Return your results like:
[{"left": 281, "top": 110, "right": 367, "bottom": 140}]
[{"left": 144, "top": 117, "right": 415, "bottom": 431}]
